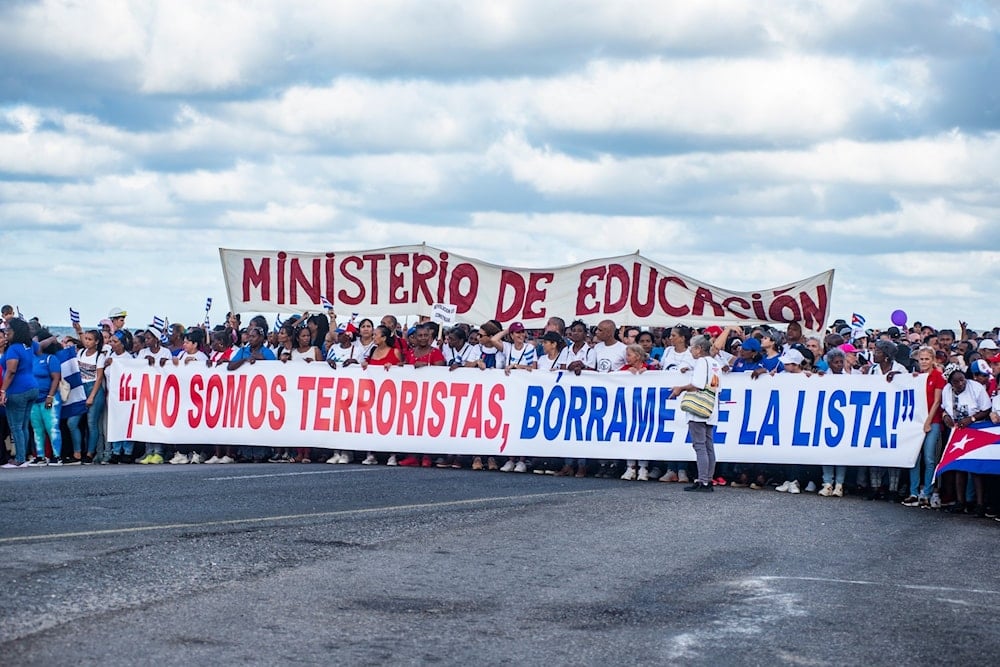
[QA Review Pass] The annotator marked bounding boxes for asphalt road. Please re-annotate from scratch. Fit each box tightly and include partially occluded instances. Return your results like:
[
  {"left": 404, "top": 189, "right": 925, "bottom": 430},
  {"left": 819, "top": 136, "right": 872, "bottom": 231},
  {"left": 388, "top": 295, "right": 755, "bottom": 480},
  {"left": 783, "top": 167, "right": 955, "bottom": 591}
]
[{"left": 1, "top": 463, "right": 998, "bottom": 666}]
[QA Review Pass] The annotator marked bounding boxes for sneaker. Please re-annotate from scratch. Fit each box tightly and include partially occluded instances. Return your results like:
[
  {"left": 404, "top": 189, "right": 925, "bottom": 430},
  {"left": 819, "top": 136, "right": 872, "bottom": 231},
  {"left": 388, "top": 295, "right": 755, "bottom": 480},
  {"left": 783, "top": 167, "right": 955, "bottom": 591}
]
[
  {"left": 326, "top": 452, "right": 341, "bottom": 464},
  {"left": 435, "top": 457, "right": 449, "bottom": 468},
  {"left": 398, "top": 455, "right": 420, "bottom": 467},
  {"left": 804, "top": 481, "right": 817, "bottom": 493},
  {"left": 677, "top": 470, "right": 689, "bottom": 483},
  {"left": 301, "top": 458, "right": 311, "bottom": 464},
  {"left": 189, "top": 452, "right": 204, "bottom": 464},
  {"left": 500, "top": 459, "right": 515, "bottom": 472},
  {"left": 17, "top": 461, "right": 31, "bottom": 468},
  {"left": 713, "top": 476, "right": 726, "bottom": 486},
  {"left": 594, "top": 463, "right": 608, "bottom": 478},
  {"left": 637, "top": 467, "right": 650, "bottom": 481},
  {"left": 362, "top": 454, "right": 378, "bottom": 465},
  {"left": 137, "top": 454, "right": 151, "bottom": 464},
  {"left": 832, "top": 483, "right": 844, "bottom": 497},
  {"left": 472, "top": 456, "right": 484, "bottom": 471},
  {"left": 929, "top": 492, "right": 941, "bottom": 509},
  {"left": 574, "top": 466, "right": 587, "bottom": 478},
  {"left": 48, "top": 458, "right": 63, "bottom": 466},
  {"left": 1, "top": 462, "right": 18, "bottom": 469},
  {"left": 660, "top": 470, "right": 678, "bottom": 483},
  {"left": 818, "top": 483, "right": 833, "bottom": 497},
  {"left": 421, "top": 455, "right": 433, "bottom": 468},
  {"left": 775, "top": 480, "right": 791, "bottom": 493},
  {"left": 279, "top": 452, "right": 293, "bottom": 463},
  {"left": 620, "top": 467, "right": 637, "bottom": 481},
  {"left": 788, "top": 480, "right": 801, "bottom": 494},
  {"left": 514, "top": 461, "right": 527, "bottom": 473},
  {"left": 683, "top": 482, "right": 714, "bottom": 493},
  {"left": 219, "top": 455, "right": 234, "bottom": 464},
  {"left": 901, "top": 495, "right": 920, "bottom": 507},
  {"left": 918, "top": 496, "right": 929, "bottom": 508},
  {"left": 27, "top": 456, "right": 48, "bottom": 467},
  {"left": 205, "top": 455, "right": 221, "bottom": 464},
  {"left": 487, "top": 457, "right": 499, "bottom": 471},
  {"left": 148, "top": 453, "right": 164, "bottom": 464},
  {"left": 169, "top": 452, "right": 188, "bottom": 465},
  {"left": 386, "top": 455, "right": 398, "bottom": 466},
  {"left": 338, "top": 452, "right": 352, "bottom": 464}
]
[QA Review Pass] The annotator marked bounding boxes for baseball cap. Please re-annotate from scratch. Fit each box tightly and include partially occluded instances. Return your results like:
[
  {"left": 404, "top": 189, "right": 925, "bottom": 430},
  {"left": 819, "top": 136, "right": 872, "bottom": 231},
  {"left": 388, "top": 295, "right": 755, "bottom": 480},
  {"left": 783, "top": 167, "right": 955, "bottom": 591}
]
[
  {"left": 509, "top": 322, "right": 525, "bottom": 333},
  {"left": 704, "top": 325, "right": 723, "bottom": 338},
  {"left": 779, "top": 349, "right": 804, "bottom": 366},
  {"left": 541, "top": 331, "right": 564, "bottom": 344},
  {"left": 978, "top": 339, "right": 998, "bottom": 351},
  {"left": 741, "top": 337, "right": 761, "bottom": 352},
  {"left": 970, "top": 359, "right": 992, "bottom": 376},
  {"left": 839, "top": 342, "right": 860, "bottom": 353},
  {"left": 108, "top": 307, "right": 127, "bottom": 318},
  {"left": 988, "top": 354, "right": 1000, "bottom": 364}
]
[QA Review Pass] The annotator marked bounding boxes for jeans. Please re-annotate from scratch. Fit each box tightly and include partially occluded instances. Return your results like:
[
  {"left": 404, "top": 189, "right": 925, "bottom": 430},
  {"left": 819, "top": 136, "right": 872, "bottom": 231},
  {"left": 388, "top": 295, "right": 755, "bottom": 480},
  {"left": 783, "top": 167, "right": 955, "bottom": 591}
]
[
  {"left": 910, "top": 423, "right": 941, "bottom": 498},
  {"left": 822, "top": 465, "right": 846, "bottom": 485},
  {"left": 30, "top": 395, "right": 62, "bottom": 458},
  {"left": 689, "top": 420, "right": 716, "bottom": 485},
  {"left": 5, "top": 387, "right": 38, "bottom": 463},
  {"left": 66, "top": 413, "right": 84, "bottom": 455},
  {"left": 110, "top": 440, "right": 134, "bottom": 456},
  {"left": 85, "top": 382, "right": 107, "bottom": 458}
]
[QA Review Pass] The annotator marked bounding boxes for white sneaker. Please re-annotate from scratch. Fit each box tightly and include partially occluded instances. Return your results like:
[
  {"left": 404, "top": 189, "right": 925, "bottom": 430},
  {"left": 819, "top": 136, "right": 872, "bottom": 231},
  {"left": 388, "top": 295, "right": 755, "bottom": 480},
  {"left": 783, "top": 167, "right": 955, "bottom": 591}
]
[
  {"left": 832, "top": 483, "right": 844, "bottom": 497},
  {"left": 338, "top": 452, "right": 352, "bottom": 464},
  {"left": 386, "top": 455, "right": 398, "bottom": 466},
  {"left": 775, "top": 480, "right": 791, "bottom": 492},
  {"left": 500, "top": 459, "right": 515, "bottom": 472},
  {"left": 677, "top": 470, "right": 689, "bottom": 483},
  {"left": 362, "top": 454, "right": 378, "bottom": 465},
  {"left": 204, "top": 455, "right": 221, "bottom": 464},
  {"left": 804, "top": 481, "right": 817, "bottom": 493},
  {"left": 219, "top": 455, "right": 234, "bottom": 464},
  {"left": 326, "top": 452, "right": 341, "bottom": 464},
  {"left": 513, "top": 461, "right": 527, "bottom": 473},
  {"left": 930, "top": 492, "right": 941, "bottom": 509},
  {"left": 788, "top": 480, "right": 801, "bottom": 494},
  {"left": 169, "top": 452, "right": 189, "bottom": 465},
  {"left": 189, "top": 452, "right": 203, "bottom": 464},
  {"left": 637, "top": 467, "right": 650, "bottom": 481},
  {"left": 818, "top": 483, "right": 833, "bottom": 497},
  {"left": 620, "top": 467, "right": 637, "bottom": 481}
]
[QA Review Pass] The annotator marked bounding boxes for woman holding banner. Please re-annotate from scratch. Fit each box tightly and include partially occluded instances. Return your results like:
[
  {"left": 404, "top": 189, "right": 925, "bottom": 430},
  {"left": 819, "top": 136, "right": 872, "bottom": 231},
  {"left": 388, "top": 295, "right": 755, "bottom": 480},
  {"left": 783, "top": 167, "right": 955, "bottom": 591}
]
[{"left": 670, "top": 335, "right": 722, "bottom": 492}]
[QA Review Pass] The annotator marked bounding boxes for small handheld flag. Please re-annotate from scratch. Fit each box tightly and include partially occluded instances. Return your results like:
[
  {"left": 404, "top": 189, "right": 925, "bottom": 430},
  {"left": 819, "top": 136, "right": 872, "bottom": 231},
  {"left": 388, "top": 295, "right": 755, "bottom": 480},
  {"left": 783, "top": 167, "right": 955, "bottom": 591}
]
[
  {"left": 204, "top": 297, "right": 213, "bottom": 328},
  {"left": 321, "top": 296, "right": 334, "bottom": 311},
  {"left": 69, "top": 308, "right": 80, "bottom": 324},
  {"left": 274, "top": 314, "right": 284, "bottom": 333}
]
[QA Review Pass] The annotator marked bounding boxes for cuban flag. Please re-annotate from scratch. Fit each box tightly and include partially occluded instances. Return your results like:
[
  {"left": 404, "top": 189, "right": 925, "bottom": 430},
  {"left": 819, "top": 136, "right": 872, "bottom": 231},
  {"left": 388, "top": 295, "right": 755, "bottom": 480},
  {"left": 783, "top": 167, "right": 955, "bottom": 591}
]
[
  {"left": 851, "top": 312, "right": 866, "bottom": 339},
  {"left": 204, "top": 297, "right": 212, "bottom": 327},
  {"left": 321, "top": 295, "right": 334, "bottom": 311},
  {"left": 934, "top": 421, "right": 1000, "bottom": 479},
  {"left": 69, "top": 307, "right": 80, "bottom": 324},
  {"left": 273, "top": 314, "right": 284, "bottom": 333}
]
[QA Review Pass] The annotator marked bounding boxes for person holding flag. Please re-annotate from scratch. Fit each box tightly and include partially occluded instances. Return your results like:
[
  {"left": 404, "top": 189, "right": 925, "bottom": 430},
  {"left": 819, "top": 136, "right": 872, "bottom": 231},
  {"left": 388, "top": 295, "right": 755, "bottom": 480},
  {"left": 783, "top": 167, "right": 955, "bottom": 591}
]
[{"left": 938, "top": 364, "right": 994, "bottom": 516}]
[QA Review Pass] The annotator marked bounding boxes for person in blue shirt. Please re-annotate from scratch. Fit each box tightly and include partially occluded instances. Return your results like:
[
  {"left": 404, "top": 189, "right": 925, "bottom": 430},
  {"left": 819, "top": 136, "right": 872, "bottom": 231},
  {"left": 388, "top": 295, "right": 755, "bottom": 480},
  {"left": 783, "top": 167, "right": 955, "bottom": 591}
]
[
  {"left": 728, "top": 336, "right": 764, "bottom": 374},
  {"left": 27, "top": 335, "right": 63, "bottom": 466},
  {"left": 227, "top": 326, "right": 277, "bottom": 371},
  {"left": 1, "top": 319, "right": 40, "bottom": 467}
]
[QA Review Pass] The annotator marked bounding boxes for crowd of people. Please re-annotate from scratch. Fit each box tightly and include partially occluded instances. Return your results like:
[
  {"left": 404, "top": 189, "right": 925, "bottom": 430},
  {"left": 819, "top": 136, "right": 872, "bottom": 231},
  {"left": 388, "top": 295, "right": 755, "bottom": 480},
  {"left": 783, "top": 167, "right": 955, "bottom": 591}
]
[{"left": 2, "top": 303, "right": 999, "bottom": 521}]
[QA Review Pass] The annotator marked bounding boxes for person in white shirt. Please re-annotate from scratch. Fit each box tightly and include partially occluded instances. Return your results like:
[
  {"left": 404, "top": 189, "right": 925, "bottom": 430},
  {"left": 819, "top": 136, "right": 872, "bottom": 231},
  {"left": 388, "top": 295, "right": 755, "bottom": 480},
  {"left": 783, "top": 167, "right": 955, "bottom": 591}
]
[
  {"left": 941, "top": 365, "right": 993, "bottom": 515},
  {"left": 591, "top": 319, "right": 627, "bottom": 373},
  {"left": 670, "top": 335, "right": 724, "bottom": 492},
  {"left": 591, "top": 319, "right": 627, "bottom": 479},
  {"left": 564, "top": 320, "right": 595, "bottom": 375}
]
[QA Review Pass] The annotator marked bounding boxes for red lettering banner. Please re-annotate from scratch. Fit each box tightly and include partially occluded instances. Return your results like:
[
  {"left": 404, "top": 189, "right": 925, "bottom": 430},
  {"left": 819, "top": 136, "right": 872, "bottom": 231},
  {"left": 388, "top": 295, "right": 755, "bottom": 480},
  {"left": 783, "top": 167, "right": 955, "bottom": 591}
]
[{"left": 220, "top": 246, "right": 834, "bottom": 331}]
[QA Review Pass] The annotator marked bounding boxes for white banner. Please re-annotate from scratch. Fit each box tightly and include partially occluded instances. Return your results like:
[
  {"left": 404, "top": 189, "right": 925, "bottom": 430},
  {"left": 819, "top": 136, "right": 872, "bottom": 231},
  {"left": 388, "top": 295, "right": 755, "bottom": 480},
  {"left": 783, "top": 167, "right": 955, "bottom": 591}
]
[
  {"left": 219, "top": 245, "right": 834, "bottom": 331},
  {"left": 106, "top": 359, "right": 926, "bottom": 467}
]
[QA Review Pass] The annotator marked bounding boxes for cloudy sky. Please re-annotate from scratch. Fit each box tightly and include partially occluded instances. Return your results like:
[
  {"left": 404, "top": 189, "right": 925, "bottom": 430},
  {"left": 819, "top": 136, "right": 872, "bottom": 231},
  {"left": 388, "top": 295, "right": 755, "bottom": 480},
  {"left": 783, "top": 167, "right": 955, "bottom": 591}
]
[{"left": 1, "top": 0, "right": 997, "bottom": 333}]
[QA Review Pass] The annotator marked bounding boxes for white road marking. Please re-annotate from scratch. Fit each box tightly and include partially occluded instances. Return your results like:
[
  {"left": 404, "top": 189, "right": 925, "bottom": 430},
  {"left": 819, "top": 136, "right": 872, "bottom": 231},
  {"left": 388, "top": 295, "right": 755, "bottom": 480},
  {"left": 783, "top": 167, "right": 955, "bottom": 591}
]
[
  {"left": 0, "top": 489, "right": 600, "bottom": 544},
  {"left": 758, "top": 575, "right": 1000, "bottom": 596},
  {"left": 205, "top": 468, "right": 383, "bottom": 481}
]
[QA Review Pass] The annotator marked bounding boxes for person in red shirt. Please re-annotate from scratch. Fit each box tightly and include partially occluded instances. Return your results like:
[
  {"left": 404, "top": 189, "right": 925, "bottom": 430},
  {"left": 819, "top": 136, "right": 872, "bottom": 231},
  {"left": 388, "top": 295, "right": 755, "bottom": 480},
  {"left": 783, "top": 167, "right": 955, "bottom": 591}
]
[{"left": 901, "top": 346, "right": 947, "bottom": 508}]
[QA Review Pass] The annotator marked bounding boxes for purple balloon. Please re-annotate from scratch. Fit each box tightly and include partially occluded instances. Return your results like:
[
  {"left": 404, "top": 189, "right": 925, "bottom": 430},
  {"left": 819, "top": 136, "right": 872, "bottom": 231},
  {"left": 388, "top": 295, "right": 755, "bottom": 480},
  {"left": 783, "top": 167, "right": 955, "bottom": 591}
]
[{"left": 890, "top": 309, "right": 907, "bottom": 327}]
